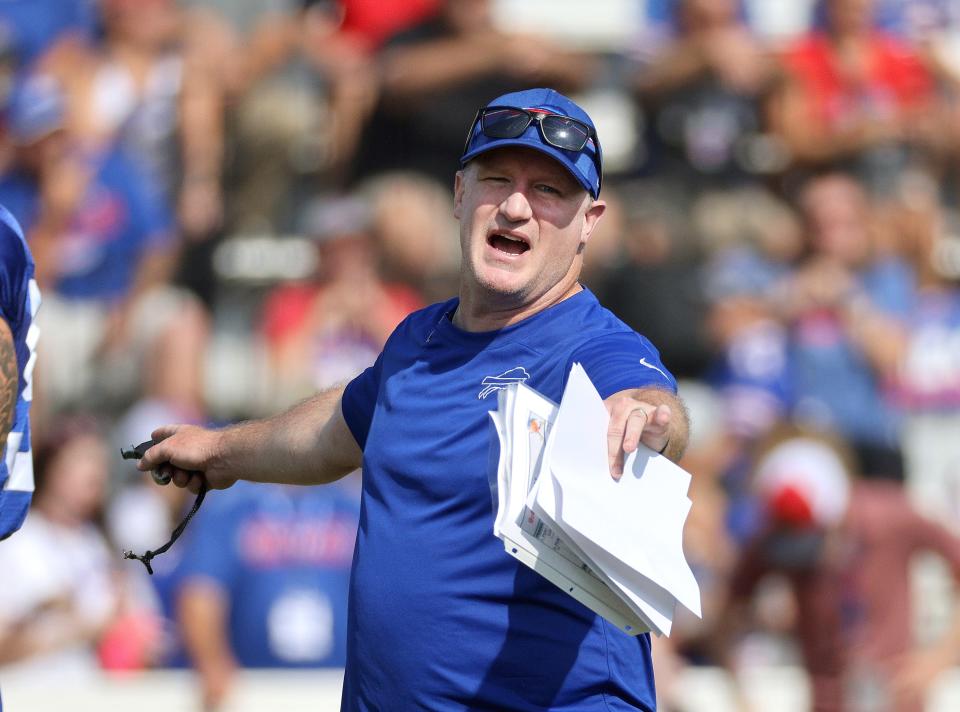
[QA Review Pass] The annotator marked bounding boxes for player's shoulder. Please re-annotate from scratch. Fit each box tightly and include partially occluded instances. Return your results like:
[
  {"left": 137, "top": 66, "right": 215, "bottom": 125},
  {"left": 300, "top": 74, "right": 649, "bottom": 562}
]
[
  {"left": 0, "top": 204, "right": 31, "bottom": 272},
  {"left": 565, "top": 289, "right": 651, "bottom": 345}
]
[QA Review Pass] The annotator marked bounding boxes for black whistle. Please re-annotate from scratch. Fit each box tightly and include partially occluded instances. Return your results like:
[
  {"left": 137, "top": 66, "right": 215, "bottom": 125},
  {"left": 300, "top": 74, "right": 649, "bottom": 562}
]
[
  {"left": 120, "top": 439, "right": 171, "bottom": 485},
  {"left": 120, "top": 439, "right": 156, "bottom": 460},
  {"left": 118, "top": 435, "right": 208, "bottom": 575}
]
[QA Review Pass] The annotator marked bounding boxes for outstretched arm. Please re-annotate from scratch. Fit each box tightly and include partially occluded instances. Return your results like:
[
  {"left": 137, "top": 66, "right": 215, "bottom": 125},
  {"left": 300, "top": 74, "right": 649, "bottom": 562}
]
[
  {"left": 605, "top": 387, "right": 690, "bottom": 478},
  {"left": 138, "top": 384, "right": 362, "bottom": 492}
]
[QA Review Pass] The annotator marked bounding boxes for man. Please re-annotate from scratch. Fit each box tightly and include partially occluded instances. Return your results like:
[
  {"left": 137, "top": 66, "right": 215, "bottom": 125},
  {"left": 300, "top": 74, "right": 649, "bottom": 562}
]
[
  {"left": 0, "top": 204, "right": 39, "bottom": 542},
  {"left": 142, "top": 88, "right": 689, "bottom": 711},
  {"left": 725, "top": 427, "right": 960, "bottom": 712}
]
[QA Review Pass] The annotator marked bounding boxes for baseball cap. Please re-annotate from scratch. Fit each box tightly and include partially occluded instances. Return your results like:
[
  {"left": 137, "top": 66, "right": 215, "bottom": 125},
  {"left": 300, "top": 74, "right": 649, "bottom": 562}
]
[
  {"left": 754, "top": 438, "right": 851, "bottom": 529},
  {"left": 460, "top": 88, "right": 602, "bottom": 198},
  {"left": 299, "top": 194, "right": 371, "bottom": 242},
  {"left": 6, "top": 73, "right": 64, "bottom": 145}
]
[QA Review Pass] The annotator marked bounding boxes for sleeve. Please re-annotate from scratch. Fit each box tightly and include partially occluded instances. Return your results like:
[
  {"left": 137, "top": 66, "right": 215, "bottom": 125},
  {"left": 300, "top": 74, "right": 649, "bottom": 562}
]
[
  {"left": 0, "top": 207, "right": 29, "bottom": 325},
  {"left": 341, "top": 350, "right": 385, "bottom": 450},
  {"left": 568, "top": 331, "right": 677, "bottom": 399}
]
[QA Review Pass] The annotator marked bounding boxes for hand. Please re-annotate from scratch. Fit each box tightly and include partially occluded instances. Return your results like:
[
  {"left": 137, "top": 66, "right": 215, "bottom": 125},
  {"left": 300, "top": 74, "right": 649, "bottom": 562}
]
[
  {"left": 790, "top": 257, "right": 856, "bottom": 310},
  {"left": 137, "top": 424, "right": 236, "bottom": 494},
  {"left": 604, "top": 390, "right": 672, "bottom": 480}
]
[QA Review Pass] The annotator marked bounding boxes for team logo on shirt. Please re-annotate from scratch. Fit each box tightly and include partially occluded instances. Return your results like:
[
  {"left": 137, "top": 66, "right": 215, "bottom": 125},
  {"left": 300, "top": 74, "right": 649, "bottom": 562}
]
[{"left": 478, "top": 366, "right": 530, "bottom": 399}]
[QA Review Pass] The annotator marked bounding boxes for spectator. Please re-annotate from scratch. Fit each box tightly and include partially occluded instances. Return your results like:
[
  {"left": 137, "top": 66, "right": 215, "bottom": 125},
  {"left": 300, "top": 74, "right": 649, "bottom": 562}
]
[
  {"left": 338, "top": 0, "right": 440, "bottom": 53},
  {"left": 769, "top": 0, "right": 943, "bottom": 194},
  {"left": 633, "top": 0, "right": 780, "bottom": 189},
  {"left": 887, "top": 172, "right": 960, "bottom": 527},
  {"left": 0, "top": 417, "right": 124, "bottom": 678},
  {"left": 0, "top": 74, "right": 210, "bottom": 421},
  {"left": 259, "top": 194, "right": 423, "bottom": 409},
  {"left": 722, "top": 426, "right": 960, "bottom": 712},
  {"left": 173, "top": 478, "right": 361, "bottom": 710},
  {"left": 352, "top": 0, "right": 599, "bottom": 185},
  {"left": 34, "top": 0, "right": 227, "bottom": 247},
  {"left": 190, "top": 1, "right": 378, "bottom": 232},
  {"left": 780, "top": 171, "right": 912, "bottom": 480}
]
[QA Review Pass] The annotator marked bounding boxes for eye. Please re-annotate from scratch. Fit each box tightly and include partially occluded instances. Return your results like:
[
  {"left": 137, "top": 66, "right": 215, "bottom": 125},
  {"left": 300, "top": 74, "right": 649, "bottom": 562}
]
[{"left": 535, "top": 183, "right": 562, "bottom": 196}]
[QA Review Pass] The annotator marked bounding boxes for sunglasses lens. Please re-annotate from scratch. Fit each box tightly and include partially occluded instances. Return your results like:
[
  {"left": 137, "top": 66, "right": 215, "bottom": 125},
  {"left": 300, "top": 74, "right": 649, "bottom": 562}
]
[
  {"left": 541, "top": 116, "right": 590, "bottom": 151},
  {"left": 481, "top": 108, "right": 533, "bottom": 138}
]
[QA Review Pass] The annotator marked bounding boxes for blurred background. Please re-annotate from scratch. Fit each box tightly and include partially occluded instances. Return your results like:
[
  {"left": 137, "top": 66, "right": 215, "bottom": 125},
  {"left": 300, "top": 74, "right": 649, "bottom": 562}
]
[{"left": 4, "top": 0, "right": 960, "bottom": 710}]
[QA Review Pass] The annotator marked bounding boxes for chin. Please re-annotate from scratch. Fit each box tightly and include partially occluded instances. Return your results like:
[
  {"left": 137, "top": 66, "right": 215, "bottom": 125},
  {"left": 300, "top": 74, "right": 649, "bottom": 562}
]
[{"left": 473, "top": 269, "right": 529, "bottom": 300}]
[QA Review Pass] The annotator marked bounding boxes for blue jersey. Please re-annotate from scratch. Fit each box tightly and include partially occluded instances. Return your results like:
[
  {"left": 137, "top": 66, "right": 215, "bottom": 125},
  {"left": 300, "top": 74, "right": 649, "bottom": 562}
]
[
  {"left": 0, "top": 145, "right": 172, "bottom": 303},
  {"left": 0, "top": 205, "right": 39, "bottom": 540},
  {"left": 340, "top": 288, "right": 676, "bottom": 712},
  {"left": 176, "top": 480, "right": 360, "bottom": 667},
  {"left": 0, "top": 0, "right": 98, "bottom": 69}
]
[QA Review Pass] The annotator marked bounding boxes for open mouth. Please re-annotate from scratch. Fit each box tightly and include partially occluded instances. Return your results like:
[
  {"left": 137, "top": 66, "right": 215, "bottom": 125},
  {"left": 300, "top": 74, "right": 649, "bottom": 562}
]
[{"left": 488, "top": 232, "right": 530, "bottom": 256}]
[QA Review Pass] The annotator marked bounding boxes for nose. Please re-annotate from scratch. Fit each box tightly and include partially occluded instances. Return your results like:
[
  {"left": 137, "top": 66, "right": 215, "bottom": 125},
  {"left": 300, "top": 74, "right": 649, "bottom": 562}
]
[{"left": 499, "top": 190, "right": 533, "bottom": 223}]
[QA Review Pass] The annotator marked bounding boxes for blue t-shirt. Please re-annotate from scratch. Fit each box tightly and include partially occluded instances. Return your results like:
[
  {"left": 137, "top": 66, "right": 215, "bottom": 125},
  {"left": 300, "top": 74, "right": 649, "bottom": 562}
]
[
  {"left": 790, "top": 257, "right": 913, "bottom": 448},
  {"left": 175, "top": 480, "right": 360, "bottom": 668},
  {"left": 0, "top": 146, "right": 172, "bottom": 303},
  {"left": 0, "top": 204, "right": 39, "bottom": 540},
  {"left": 0, "top": 0, "right": 98, "bottom": 69},
  {"left": 340, "top": 288, "right": 676, "bottom": 712}
]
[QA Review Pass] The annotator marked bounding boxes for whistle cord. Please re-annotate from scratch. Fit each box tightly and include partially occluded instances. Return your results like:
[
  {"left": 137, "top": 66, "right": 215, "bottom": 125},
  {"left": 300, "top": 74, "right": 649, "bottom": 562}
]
[{"left": 123, "top": 481, "right": 208, "bottom": 575}]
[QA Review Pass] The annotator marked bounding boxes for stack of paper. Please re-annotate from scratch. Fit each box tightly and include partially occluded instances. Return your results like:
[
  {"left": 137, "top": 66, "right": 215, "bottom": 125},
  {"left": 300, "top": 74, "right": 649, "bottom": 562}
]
[{"left": 488, "top": 363, "right": 701, "bottom": 636}]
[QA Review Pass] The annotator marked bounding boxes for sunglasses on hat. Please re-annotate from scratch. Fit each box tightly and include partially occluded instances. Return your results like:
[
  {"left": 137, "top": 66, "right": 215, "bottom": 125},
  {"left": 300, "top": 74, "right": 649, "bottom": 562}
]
[{"left": 463, "top": 105, "right": 603, "bottom": 192}]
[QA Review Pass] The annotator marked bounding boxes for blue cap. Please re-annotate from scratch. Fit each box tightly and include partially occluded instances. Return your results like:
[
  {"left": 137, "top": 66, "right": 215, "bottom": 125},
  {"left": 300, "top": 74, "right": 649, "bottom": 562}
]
[{"left": 460, "top": 88, "right": 602, "bottom": 198}]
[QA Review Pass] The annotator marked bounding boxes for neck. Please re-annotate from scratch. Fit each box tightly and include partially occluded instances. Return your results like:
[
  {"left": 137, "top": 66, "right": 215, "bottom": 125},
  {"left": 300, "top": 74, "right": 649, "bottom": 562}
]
[{"left": 453, "top": 278, "right": 583, "bottom": 332}]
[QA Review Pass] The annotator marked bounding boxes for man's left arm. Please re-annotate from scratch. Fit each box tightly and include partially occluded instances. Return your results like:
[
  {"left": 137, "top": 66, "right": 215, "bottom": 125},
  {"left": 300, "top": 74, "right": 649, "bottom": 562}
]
[
  {"left": 605, "top": 386, "right": 689, "bottom": 477},
  {"left": 0, "top": 316, "right": 17, "bottom": 447}
]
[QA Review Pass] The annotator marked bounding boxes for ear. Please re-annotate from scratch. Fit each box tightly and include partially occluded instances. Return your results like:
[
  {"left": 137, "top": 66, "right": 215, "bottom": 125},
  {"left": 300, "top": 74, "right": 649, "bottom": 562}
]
[
  {"left": 580, "top": 198, "right": 606, "bottom": 246},
  {"left": 453, "top": 170, "right": 465, "bottom": 220}
]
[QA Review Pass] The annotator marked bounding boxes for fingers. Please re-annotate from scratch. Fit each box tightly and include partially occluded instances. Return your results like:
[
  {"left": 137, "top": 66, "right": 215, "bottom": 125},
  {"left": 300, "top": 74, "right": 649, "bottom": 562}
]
[
  {"left": 137, "top": 426, "right": 179, "bottom": 471},
  {"left": 171, "top": 468, "right": 207, "bottom": 494},
  {"left": 606, "top": 399, "right": 673, "bottom": 480},
  {"left": 150, "top": 423, "right": 181, "bottom": 442},
  {"left": 638, "top": 404, "right": 672, "bottom": 453}
]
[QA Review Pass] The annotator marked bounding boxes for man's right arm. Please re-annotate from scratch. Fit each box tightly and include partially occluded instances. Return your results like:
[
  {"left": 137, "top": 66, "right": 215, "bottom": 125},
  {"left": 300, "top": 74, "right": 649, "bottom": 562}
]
[{"left": 138, "top": 384, "right": 362, "bottom": 492}]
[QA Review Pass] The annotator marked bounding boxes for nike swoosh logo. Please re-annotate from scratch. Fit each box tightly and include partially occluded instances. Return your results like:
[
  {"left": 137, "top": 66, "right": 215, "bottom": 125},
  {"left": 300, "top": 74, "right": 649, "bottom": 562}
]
[{"left": 639, "top": 357, "right": 669, "bottom": 381}]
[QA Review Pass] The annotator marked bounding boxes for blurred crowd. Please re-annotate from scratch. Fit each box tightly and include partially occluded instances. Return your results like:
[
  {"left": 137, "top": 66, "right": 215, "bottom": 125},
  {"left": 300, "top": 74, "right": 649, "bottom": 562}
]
[{"left": 3, "top": 0, "right": 960, "bottom": 710}]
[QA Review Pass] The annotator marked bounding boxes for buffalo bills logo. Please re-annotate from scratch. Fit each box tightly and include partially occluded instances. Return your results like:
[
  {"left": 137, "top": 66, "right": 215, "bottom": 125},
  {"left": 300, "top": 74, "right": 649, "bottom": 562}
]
[{"left": 478, "top": 366, "right": 530, "bottom": 399}]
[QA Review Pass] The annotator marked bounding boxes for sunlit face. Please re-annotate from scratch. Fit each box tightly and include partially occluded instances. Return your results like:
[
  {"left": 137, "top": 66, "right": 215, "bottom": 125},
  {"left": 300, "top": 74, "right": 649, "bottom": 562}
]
[
  {"left": 801, "top": 174, "right": 871, "bottom": 267},
  {"left": 453, "top": 147, "right": 605, "bottom": 314}
]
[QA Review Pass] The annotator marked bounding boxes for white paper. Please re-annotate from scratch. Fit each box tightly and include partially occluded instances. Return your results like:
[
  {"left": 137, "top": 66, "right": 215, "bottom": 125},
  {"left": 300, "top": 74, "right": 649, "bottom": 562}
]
[
  {"left": 492, "top": 383, "right": 649, "bottom": 635},
  {"left": 490, "top": 365, "right": 701, "bottom": 638},
  {"left": 546, "top": 364, "right": 701, "bottom": 618}
]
